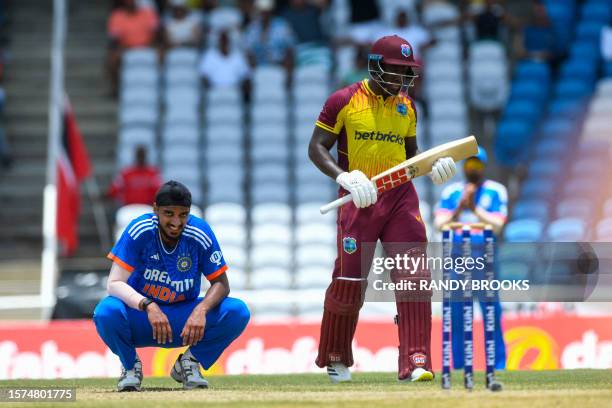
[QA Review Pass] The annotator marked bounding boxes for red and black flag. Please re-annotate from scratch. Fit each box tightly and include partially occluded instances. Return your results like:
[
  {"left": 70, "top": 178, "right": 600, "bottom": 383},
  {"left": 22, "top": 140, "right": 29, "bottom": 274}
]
[{"left": 57, "top": 97, "right": 92, "bottom": 256}]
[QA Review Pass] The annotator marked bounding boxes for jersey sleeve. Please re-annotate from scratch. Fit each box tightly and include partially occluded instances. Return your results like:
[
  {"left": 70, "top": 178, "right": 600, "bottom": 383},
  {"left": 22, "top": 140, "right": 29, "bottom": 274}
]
[
  {"left": 195, "top": 222, "right": 228, "bottom": 281},
  {"left": 107, "top": 217, "right": 151, "bottom": 272},
  {"left": 315, "top": 88, "right": 351, "bottom": 134},
  {"left": 488, "top": 183, "right": 508, "bottom": 219}
]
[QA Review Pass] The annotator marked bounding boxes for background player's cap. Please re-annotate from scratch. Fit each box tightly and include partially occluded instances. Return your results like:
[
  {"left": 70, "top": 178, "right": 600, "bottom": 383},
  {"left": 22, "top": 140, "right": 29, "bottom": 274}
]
[
  {"left": 369, "top": 35, "right": 420, "bottom": 68},
  {"left": 470, "top": 147, "right": 488, "bottom": 164},
  {"left": 155, "top": 180, "right": 192, "bottom": 208}
]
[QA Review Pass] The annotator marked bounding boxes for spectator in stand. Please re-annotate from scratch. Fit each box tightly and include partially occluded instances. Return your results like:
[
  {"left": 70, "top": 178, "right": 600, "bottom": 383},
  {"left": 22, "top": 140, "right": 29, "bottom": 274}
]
[
  {"left": 372, "top": 9, "right": 434, "bottom": 64},
  {"left": 108, "top": 145, "right": 162, "bottom": 206},
  {"left": 281, "top": 0, "right": 327, "bottom": 45},
  {"left": 107, "top": 0, "right": 160, "bottom": 97},
  {"left": 199, "top": 29, "right": 251, "bottom": 94},
  {"left": 161, "top": 0, "right": 203, "bottom": 50},
  {"left": 244, "top": 0, "right": 296, "bottom": 71}
]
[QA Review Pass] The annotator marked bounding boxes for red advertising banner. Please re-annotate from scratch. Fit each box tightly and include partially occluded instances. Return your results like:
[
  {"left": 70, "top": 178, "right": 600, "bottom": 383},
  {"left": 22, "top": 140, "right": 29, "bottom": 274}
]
[{"left": 0, "top": 315, "right": 610, "bottom": 379}]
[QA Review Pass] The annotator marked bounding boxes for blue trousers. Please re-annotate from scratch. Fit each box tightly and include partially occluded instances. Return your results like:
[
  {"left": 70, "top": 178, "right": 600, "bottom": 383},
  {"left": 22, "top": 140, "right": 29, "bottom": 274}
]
[
  {"left": 93, "top": 296, "right": 250, "bottom": 370},
  {"left": 449, "top": 234, "right": 506, "bottom": 370}
]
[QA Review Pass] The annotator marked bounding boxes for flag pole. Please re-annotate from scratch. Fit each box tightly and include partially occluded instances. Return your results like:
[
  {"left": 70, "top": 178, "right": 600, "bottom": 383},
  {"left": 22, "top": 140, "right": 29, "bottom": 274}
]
[{"left": 41, "top": 0, "right": 67, "bottom": 320}]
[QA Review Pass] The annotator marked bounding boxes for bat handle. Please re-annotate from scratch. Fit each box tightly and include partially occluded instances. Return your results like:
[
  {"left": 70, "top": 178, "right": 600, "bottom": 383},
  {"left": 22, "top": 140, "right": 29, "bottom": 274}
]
[{"left": 319, "top": 194, "right": 352, "bottom": 214}]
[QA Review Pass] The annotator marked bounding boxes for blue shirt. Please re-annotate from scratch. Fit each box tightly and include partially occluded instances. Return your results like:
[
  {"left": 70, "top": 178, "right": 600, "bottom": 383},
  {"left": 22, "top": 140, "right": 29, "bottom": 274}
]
[
  {"left": 436, "top": 180, "right": 508, "bottom": 227},
  {"left": 107, "top": 213, "right": 227, "bottom": 304}
]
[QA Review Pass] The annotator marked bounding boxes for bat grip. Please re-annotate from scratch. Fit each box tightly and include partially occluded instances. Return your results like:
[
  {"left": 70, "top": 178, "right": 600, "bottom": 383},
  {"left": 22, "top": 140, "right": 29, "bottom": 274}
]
[{"left": 319, "top": 194, "right": 352, "bottom": 214}]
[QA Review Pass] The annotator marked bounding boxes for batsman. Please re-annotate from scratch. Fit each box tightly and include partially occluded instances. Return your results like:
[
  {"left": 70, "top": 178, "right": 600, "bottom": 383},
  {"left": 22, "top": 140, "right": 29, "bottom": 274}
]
[{"left": 308, "top": 35, "right": 458, "bottom": 383}]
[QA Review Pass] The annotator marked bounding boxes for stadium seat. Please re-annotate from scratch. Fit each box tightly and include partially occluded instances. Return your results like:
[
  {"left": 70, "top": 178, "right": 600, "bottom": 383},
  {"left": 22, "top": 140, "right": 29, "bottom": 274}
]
[
  {"left": 165, "top": 67, "right": 199, "bottom": 86},
  {"left": 540, "top": 118, "right": 575, "bottom": 140},
  {"left": 533, "top": 139, "right": 567, "bottom": 159},
  {"left": 250, "top": 266, "right": 292, "bottom": 290},
  {"left": 511, "top": 200, "right": 549, "bottom": 222},
  {"left": 123, "top": 48, "right": 158, "bottom": 67},
  {"left": 220, "top": 244, "right": 247, "bottom": 270},
  {"left": 296, "top": 182, "right": 335, "bottom": 203},
  {"left": 295, "top": 224, "right": 336, "bottom": 246},
  {"left": 429, "top": 101, "right": 467, "bottom": 121},
  {"left": 252, "top": 163, "right": 289, "bottom": 185},
  {"left": 252, "top": 203, "right": 292, "bottom": 225},
  {"left": 164, "top": 87, "right": 200, "bottom": 108},
  {"left": 205, "top": 203, "right": 247, "bottom": 225},
  {"left": 555, "top": 80, "right": 594, "bottom": 100},
  {"left": 503, "top": 219, "right": 544, "bottom": 242},
  {"left": 120, "top": 105, "right": 158, "bottom": 128},
  {"left": 121, "top": 86, "right": 159, "bottom": 106},
  {"left": 250, "top": 246, "right": 292, "bottom": 270},
  {"left": 162, "top": 125, "right": 199, "bottom": 145},
  {"left": 498, "top": 243, "right": 539, "bottom": 265},
  {"left": 556, "top": 199, "right": 593, "bottom": 220},
  {"left": 581, "top": 1, "right": 610, "bottom": 23},
  {"left": 252, "top": 123, "right": 287, "bottom": 144},
  {"left": 207, "top": 184, "right": 245, "bottom": 204},
  {"left": 114, "top": 204, "right": 154, "bottom": 240},
  {"left": 165, "top": 105, "right": 199, "bottom": 127},
  {"left": 206, "top": 124, "right": 243, "bottom": 144},
  {"left": 226, "top": 268, "right": 248, "bottom": 290},
  {"left": 510, "top": 80, "right": 548, "bottom": 102},
  {"left": 251, "top": 182, "right": 290, "bottom": 204},
  {"left": 207, "top": 86, "right": 241, "bottom": 105},
  {"left": 559, "top": 60, "right": 598, "bottom": 84},
  {"left": 295, "top": 266, "right": 330, "bottom": 289},
  {"left": 546, "top": 218, "right": 587, "bottom": 241},
  {"left": 204, "top": 144, "right": 244, "bottom": 164},
  {"left": 569, "top": 41, "right": 600, "bottom": 62},
  {"left": 296, "top": 244, "right": 336, "bottom": 268},
  {"left": 562, "top": 179, "right": 599, "bottom": 198},
  {"left": 205, "top": 104, "right": 244, "bottom": 125},
  {"left": 165, "top": 47, "right": 199, "bottom": 67},
  {"left": 469, "top": 40, "right": 505, "bottom": 60},
  {"left": 514, "top": 60, "right": 550, "bottom": 83},
  {"left": 575, "top": 20, "right": 606, "bottom": 43},
  {"left": 548, "top": 98, "right": 585, "bottom": 119},
  {"left": 503, "top": 100, "right": 543, "bottom": 125},
  {"left": 250, "top": 142, "right": 289, "bottom": 163},
  {"left": 251, "top": 224, "right": 292, "bottom": 245},
  {"left": 528, "top": 159, "right": 563, "bottom": 178},
  {"left": 251, "top": 103, "right": 288, "bottom": 125},
  {"left": 162, "top": 145, "right": 200, "bottom": 166},
  {"left": 296, "top": 202, "right": 336, "bottom": 225}
]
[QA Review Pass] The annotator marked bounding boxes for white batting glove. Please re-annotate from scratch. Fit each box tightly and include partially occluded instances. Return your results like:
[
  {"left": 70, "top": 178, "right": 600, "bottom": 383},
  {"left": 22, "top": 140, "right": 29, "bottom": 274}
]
[
  {"left": 336, "top": 170, "right": 378, "bottom": 209},
  {"left": 429, "top": 157, "right": 457, "bottom": 185}
]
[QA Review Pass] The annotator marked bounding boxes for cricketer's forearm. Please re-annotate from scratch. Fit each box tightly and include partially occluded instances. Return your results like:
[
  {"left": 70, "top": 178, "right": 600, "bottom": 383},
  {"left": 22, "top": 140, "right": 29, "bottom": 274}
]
[{"left": 107, "top": 262, "right": 145, "bottom": 310}]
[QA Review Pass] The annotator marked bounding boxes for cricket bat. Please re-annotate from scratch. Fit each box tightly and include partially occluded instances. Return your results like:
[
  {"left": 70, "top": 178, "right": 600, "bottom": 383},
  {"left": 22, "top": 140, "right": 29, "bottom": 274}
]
[{"left": 319, "top": 136, "right": 479, "bottom": 214}]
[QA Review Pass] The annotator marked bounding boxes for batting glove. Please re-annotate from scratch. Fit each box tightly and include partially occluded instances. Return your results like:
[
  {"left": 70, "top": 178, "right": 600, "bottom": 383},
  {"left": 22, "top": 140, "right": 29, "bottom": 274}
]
[
  {"left": 429, "top": 157, "right": 457, "bottom": 185},
  {"left": 336, "top": 170, "right": 378, "bottom": 209}
]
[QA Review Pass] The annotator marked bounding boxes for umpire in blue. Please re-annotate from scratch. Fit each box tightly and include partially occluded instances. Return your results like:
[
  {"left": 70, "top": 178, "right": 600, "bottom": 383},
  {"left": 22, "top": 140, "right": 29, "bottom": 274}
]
[
  {"left": 434, "top": 147, "right": 507, "bottom": 370},
  {"left": 93, "top": 181, "right": 250, "bottom": 391}
]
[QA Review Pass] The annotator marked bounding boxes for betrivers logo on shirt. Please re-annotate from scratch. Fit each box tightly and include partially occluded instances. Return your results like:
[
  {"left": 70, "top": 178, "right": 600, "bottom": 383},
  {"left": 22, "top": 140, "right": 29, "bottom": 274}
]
[
  {"left": 210, "top": 251, "right": 223, "bottom": 266},
  {"left": 355, "top": 130, "right": 404, "bottom": 146}
]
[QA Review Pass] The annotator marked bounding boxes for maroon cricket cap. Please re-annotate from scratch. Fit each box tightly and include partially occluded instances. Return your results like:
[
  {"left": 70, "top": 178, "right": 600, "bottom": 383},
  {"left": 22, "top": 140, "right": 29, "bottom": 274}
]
[{"left": 369, "top": 35, "right": 420, "bottom": 67}]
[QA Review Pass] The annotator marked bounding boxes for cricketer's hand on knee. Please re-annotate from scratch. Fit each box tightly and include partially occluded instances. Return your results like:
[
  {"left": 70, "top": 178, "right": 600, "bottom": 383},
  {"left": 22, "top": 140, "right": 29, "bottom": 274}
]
[
  {"left": 429, "top": 157, "right": 456, "bottom": 185},
  {"left": 336, "top": 170, "right": 378, "bottom": 209}
]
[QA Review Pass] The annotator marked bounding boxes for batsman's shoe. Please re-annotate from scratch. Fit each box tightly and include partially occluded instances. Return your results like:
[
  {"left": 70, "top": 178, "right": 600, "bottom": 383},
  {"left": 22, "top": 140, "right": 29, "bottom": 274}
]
[
  {"left": 117, "top": 357, "right": 143, "bottom": 392},
  {"left": 327, "top": 363, "right": 352, "bottom": 384},
  {"left": 409, "top": 367, "right": 434, "bottom": 382},
  {"left": 171, "top": 351, "right": 209, "bottom": 389}
]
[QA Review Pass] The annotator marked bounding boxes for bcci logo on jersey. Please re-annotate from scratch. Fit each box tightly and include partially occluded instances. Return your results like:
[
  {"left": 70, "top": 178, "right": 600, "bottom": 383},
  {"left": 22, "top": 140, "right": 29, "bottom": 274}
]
[{"left": 177, "top": 256, "right": 192, "bottom": 272}]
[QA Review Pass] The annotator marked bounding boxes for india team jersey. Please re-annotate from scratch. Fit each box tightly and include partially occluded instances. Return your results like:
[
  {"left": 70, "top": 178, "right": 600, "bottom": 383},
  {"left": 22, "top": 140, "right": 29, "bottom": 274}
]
[
  {"left": 107, "top": 213, "right": 227, "bottom": 304},
  {"left": 436, "top": 180, "right": 508, "bottom": 227},
  {"left": 316, "top": 79, "right": 417, "bottom": 179}
]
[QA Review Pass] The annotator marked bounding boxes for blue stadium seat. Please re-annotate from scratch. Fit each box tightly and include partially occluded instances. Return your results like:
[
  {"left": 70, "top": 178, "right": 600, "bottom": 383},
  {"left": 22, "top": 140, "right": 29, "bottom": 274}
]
[
  {"left": 494, "top": 120, "right": 534, "bottom": 165},
  {"left": 498, "top": 243, "right": 539, "bottom": 264},
  {"left": 520, "top": 179, "right": 557, "bottom": 201},
  {"left": 554, "top": 80, "right": 594, "bottom": 99},
  {"left": 533, "top": 139, "right": 567, "bottom": 158},
  {"left": 546, "top": 218, "right": 587, "bottom": 241},
  {"left": 512, "top": 200, "right": 549, "bottom": 223},
  {"left": 528, "top": 159, "right": 563, "bottom": 178},
  {"left": 510, "top": 80, "right": 549, "bottom": 102},
  {"left": 578, "top": 140, "right": 610, "bottom": 158},
  {"left": 540, "top": 118, "right": 576, "bottom": 140},
  {"left": 581, "top": 1, "right": 610, "bottom": 23},
  {"left": 548, "top": 98, "right": 586, "bottom": 120},
  {"left": 604, "top": 61, "right": 612, "bottom": 77},
  {"left": 575, "top": 20, "right": 606, "bottom": 43},
  {"left": 559, "top": 60, "right": 598, "bottom": 83},
  {"left": 504, "top": 219, "right": 544, "bottom": 242},
  {"left": 569, "top": 41, "right": 600, "bottom": 61},
  {"left": 503, "top": 100, "right": 543, "bottom": 125},
  {"left": 562, "top": 178, "right": 599, "bottom": 198},
  {"left": 514, "top": 61, "right": 551, "bottom": 84}
]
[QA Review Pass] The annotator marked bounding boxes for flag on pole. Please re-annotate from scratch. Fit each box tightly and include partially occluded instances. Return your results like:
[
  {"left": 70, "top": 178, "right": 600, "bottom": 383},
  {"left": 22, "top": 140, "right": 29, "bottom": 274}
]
[{"left": 56, "top": 97, "right": 92, "bottom": 256}]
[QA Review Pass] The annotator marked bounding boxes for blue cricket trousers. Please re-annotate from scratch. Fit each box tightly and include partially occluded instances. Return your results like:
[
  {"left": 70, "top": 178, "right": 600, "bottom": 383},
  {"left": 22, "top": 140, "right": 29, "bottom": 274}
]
[
  {"left": 449, "top": 233, "right": 507, "bottom": 370},
  {"left": 93, "top": 296, "right": 250, "bottom": 370}
]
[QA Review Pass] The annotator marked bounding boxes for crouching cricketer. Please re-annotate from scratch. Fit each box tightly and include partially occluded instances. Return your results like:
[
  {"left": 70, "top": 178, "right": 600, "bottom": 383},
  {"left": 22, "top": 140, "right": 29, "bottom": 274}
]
[
  {"left": 308, "top": 35, "right": 457, "bottom": 383},
  {"left": 94, "top": 181, "right": 250, "bottom": 391}
]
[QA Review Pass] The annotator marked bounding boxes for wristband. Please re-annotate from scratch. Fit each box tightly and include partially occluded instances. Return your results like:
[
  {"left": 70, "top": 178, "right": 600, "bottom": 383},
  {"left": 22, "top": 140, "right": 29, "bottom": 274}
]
[{"left": 139, "top": 298, "right": 154, "bottom": 311}]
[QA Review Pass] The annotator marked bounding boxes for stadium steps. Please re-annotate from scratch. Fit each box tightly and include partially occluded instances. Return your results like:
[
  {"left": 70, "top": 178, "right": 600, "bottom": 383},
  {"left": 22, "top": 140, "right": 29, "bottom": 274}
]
[{"left": 0, "top": 0, "right": 116, "bottom": 261}]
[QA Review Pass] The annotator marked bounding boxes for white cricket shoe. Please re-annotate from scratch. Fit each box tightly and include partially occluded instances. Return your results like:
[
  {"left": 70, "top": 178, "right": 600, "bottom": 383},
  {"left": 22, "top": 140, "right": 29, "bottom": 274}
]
[
  {"left": 171, "top": 350, "right": 209, "bottom": 389},
  {"left": 410, "top": 367, "right": 434, "bottom": 382},
  {"left": 117, "top": 357, "right": 143, "bottom": 392},
  {"left": 327, "top": 363, "right": 352, "bottom": 384}
]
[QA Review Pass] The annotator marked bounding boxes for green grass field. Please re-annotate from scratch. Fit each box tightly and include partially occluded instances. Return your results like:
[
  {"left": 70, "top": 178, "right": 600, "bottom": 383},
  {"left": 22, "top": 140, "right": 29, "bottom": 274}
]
[{"left": 1, "top": 370, "right": 611, "bottom": 408}]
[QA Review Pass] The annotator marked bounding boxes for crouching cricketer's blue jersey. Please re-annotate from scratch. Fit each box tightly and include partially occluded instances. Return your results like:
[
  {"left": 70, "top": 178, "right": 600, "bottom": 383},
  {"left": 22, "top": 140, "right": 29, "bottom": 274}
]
[{"left": 107, "top": 213, "right": 228, "bottom": 304}]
